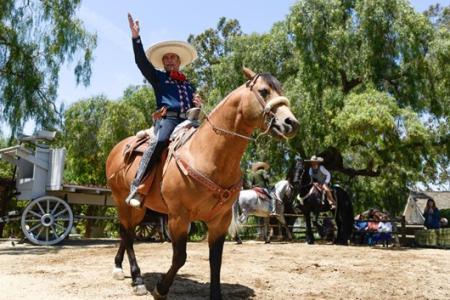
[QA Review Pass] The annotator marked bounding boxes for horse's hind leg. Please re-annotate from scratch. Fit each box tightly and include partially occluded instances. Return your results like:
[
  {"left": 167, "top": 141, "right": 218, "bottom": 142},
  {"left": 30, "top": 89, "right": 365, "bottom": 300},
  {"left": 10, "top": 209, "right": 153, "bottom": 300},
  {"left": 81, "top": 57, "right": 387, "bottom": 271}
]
[
  {"left": 121, "top": 224, "right": 147, "bottom": 295},
  {"left": 113, "top": 234, "right": 126, "bottom": 280},
  {"left": 264, "top": 217, "right": 271, "bottom": 244},
  {"left": 277, "top": 215, "right": 293, "bottom": 241},
  {"left": 234, "top": 232, "right": 243, "bottom": 244},
  {"left": 152, "top": 216, "right": 190, "bottom": 299}
]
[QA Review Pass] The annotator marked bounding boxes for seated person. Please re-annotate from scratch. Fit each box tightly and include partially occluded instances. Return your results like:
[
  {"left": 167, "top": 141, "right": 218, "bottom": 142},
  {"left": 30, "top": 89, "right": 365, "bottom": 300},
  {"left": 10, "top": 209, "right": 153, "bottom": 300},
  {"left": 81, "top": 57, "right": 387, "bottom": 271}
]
[
  {"left": 423, "top": 199, "right": 440, "bottom": 229},
  {"left": 306, "top": 155, "right": 336, "bottom": 209},
  {"left": 250, "top": 162, "right": 278, "bottom": 217}
]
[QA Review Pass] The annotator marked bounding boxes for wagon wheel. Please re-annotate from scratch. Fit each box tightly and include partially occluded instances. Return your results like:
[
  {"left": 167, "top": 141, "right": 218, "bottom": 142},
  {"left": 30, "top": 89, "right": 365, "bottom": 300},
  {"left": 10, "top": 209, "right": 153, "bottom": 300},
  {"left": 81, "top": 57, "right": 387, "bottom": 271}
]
[
  {"left": 135, "top": 222, "right": 165, "bottom": 242},
  {"left": 21, "top": 196, "right": 74, "bottom": 246}
]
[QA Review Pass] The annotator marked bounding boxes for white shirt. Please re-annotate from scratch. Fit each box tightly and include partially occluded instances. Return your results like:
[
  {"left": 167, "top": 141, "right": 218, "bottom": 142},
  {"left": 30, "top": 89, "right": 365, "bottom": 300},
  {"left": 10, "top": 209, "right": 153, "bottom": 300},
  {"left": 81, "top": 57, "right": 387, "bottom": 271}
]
[{"left": 309, "top": 165, "right": 331, "bottom": 184}]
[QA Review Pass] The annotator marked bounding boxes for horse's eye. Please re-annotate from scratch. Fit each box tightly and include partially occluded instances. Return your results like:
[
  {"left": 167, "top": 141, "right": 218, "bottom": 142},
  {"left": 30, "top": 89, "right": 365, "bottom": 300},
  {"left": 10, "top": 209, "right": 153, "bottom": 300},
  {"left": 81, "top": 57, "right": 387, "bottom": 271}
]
[{"left": 258, "top": 88, "right": 269, "bottom": 99}]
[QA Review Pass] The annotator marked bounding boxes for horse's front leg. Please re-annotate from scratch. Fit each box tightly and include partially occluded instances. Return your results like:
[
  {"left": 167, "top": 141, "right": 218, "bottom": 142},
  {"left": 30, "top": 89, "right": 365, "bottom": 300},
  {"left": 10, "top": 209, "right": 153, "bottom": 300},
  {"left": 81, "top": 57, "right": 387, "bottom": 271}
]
[
  {"left": 264, "top": 217, "right": 271, "bottom": 243},
  {"left": 207, "top": 210, "right": 232, "bottom": 300},
  {"left": 304, "top": 213, "right": 315, "bottom": 244},
  {"left": 152, "top": 215, "right": 190, "bottom": 299}
]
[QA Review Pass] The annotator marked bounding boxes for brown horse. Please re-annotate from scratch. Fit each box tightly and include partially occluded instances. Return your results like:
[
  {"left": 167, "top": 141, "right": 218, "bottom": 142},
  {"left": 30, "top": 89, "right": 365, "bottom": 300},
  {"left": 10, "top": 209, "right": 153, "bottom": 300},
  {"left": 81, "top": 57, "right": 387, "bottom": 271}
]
[{"left": 105, "top": 68, "right": 299, "bottom": 299}]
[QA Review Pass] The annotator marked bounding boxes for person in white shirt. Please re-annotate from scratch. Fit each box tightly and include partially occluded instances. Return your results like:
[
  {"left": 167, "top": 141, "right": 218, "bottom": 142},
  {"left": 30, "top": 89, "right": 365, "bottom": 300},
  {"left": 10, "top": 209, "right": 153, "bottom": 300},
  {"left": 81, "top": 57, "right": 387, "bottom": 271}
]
[{"left": 307, "top": 155, "right": 336, "bottom": 209}]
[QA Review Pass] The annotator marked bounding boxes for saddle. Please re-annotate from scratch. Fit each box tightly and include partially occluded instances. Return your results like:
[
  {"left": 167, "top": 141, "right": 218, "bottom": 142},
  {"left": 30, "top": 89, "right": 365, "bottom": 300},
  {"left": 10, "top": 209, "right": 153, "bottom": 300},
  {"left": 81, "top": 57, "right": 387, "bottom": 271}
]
[
  {"left": 122, "top": 128, "right": 154, "bottom": 164},
  {"left": 252, "top": 187, "right": 272, "bottom": 201},
  {"left": 121, "top": 122, "right": 198, "bottom": 195}
]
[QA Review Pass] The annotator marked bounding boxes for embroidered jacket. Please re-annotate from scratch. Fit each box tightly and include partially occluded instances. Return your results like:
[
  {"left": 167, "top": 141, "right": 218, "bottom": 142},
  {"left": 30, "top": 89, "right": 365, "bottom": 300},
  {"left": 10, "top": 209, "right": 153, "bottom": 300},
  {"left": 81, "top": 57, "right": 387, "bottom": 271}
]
[{"left": 132, "top": 37, "right": 196, "bottom": 113}]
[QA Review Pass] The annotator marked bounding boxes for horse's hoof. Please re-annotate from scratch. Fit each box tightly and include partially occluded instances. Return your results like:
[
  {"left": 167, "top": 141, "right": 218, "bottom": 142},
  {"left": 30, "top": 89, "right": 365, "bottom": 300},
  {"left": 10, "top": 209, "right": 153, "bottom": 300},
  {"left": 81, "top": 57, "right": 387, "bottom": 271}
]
[
  {"left": 151, "top": 286, "right": 167, "bottom": 300},
  {"left": 112, "top": 267, "right": 125, "bottom": 280},
  {"left": 236, "top": 240, "right": 242, "bottom": 245},
  {"left": 264, "top": 240, "right": 271, "bottom": 244},
  {"left": 133, "top": 284, "right": 148, "bottom": 296}
]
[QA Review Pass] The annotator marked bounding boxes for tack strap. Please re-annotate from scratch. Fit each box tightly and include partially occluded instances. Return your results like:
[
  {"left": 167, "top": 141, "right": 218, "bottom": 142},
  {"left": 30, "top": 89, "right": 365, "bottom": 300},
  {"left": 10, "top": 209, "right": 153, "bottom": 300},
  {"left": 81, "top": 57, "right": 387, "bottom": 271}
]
[{"left": 174, "top": 152, "right": 242, "bottom": 221}]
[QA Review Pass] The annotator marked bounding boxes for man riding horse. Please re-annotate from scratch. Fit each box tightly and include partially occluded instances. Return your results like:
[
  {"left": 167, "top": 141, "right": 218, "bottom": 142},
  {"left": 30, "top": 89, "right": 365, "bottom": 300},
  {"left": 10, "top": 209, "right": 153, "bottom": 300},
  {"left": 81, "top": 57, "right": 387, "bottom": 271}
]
[
  {"left": 250, "top": 162, "right": 279, "bottom": 217},
  {"left": 305, "top": 155, "right": 336, "bottom": 210},
  {"left": 125, "top": 13, "right": 203, "bottom": 207}
]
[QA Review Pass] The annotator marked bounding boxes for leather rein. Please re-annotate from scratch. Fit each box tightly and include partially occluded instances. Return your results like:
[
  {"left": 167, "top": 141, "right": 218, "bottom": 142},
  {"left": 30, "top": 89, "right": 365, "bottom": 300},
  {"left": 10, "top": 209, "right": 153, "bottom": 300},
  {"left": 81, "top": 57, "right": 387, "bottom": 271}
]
[{"left": 204, "top": 73, "right": 291, "bottom": 141}]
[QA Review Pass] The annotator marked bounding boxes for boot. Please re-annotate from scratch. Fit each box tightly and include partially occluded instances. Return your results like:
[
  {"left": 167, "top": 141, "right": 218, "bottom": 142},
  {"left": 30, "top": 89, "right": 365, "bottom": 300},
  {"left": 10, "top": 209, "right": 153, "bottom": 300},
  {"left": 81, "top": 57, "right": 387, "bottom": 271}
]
[
  {"left": 326, "top": 191, "right": 336, "bottom": 210},
  {"left": 125, "top": 141, "right": 167, "bottom": 207},
  {"left": 270, "top": 197, "right": 279, "bottom": 217}
]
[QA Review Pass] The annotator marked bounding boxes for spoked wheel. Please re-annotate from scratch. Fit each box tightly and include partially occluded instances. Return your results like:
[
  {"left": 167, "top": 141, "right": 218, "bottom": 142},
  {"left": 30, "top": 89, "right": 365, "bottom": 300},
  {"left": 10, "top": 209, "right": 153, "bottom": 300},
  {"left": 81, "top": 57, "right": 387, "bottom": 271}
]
[
  {"left": 21, "top": 196, "right": 74, "bottom": 246},
  {"left": 135, "top": 222, "right": 165, "bottom": 242}
]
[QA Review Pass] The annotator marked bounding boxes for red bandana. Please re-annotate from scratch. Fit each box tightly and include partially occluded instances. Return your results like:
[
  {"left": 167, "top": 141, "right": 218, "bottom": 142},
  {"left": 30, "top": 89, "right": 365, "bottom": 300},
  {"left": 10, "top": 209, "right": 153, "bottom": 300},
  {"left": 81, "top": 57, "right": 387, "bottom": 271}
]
[{"left": 169, "top": 70, "right": 186, "bottom": 82}]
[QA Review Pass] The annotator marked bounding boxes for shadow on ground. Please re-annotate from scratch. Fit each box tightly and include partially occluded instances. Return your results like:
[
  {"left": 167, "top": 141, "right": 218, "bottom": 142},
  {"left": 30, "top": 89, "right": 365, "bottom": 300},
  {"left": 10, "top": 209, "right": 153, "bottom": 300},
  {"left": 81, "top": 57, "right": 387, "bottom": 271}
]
[{"left": 142, "top": 272, "right": 255, "bottom": 300}]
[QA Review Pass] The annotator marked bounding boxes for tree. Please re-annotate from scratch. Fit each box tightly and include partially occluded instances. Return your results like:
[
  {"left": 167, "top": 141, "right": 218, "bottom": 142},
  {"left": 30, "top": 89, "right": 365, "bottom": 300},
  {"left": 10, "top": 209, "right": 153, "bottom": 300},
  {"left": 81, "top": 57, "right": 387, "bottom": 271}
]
[
  {"left": 0, "top": 0, "right": 96, "bottom": 138},
  {"left": 63, "top": 96, "right": 110, "bottom": 185},
  {"left": 286, "top": 0, "right": 449, "bottom": 213},
  {"left": 185, "top": 1, "right": 449, "bottom": 214},
  {"left": 62, "top": 87, "right": 150, "bottom": 237}
]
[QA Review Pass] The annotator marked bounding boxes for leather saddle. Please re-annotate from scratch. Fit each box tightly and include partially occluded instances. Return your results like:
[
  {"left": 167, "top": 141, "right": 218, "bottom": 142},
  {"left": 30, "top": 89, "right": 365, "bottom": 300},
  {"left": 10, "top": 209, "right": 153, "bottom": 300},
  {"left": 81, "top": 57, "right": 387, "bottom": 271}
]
[
  {"left": 122, "top": 122, "right": 197, "bottom": 174},
  {"left": 252, "top": 187, "right": 272, "bottom": 202}
]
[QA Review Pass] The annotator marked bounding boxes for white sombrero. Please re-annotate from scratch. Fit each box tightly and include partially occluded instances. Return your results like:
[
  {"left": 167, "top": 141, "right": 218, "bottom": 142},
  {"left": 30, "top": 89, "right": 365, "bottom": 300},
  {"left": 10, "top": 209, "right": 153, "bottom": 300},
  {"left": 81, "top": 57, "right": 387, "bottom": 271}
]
[
  {"left": 305, "top": 155, "right": 324, "bottom": 163},
  {"left": 146, "top": 40, "right": 198, "bottom": 70},
  {"left": 251, "top": 162, "right": 270, "bottom": 172}
]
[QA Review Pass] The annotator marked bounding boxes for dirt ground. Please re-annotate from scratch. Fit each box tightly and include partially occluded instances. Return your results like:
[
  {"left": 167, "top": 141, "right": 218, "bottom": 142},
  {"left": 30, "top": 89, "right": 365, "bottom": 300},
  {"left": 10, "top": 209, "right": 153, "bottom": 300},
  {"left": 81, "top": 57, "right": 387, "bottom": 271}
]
[{"left": 0, "top": 239, "right": 449, "bottom": 300}]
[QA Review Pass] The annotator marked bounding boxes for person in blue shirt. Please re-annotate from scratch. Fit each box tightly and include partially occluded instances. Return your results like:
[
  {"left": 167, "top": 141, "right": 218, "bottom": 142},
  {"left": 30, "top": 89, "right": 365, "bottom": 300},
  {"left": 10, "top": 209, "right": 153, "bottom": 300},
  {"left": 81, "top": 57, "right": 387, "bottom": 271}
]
[
  {"left": 125, "top": 13, "right": 202, "bottom": 207},
  {"left": 423, "top": 198, "right": 441, "bottom": 229}
]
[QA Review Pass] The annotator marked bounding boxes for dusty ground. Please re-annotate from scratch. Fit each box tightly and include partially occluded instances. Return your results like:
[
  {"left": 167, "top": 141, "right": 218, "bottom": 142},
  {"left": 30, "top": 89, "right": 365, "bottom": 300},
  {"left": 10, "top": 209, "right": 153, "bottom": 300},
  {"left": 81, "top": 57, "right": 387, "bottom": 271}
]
[{"left": 0, "top": 239, "right": 449, "bottom": 300}]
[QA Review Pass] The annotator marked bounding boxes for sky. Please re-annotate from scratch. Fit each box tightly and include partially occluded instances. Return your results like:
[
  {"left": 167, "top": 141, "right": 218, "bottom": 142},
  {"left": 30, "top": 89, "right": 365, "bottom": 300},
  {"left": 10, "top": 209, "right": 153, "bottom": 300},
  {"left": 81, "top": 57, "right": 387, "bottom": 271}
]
[{"left": 8, "top": 0, "right": 450, "bottom": 134}]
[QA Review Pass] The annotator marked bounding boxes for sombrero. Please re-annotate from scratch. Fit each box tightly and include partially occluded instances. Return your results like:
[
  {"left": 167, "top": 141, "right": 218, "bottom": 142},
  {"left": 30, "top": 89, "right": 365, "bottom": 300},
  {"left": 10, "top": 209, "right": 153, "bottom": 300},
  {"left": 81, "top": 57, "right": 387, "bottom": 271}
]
[
  {"left": 251, "top": 162, "right": 270, "bottom": 172},
  {"left": 305, "top": 155, "right": 324, "bottom": 163},
  {"left": 146, "top": 40, "right": 197, "bottom": 70}
]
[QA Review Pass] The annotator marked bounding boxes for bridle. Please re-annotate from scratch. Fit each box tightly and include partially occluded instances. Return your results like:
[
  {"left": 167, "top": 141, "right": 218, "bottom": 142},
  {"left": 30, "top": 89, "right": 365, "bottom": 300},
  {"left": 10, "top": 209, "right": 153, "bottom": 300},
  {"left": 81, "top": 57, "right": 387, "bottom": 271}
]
[{"left": 204, "top": 73, "right": 291, "bottom": 141}]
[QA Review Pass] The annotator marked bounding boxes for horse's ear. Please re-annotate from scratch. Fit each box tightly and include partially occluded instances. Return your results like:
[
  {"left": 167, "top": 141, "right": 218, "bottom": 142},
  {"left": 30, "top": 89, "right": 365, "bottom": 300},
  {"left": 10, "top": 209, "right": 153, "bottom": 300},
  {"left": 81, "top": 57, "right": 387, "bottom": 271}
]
[{"left": 243, "top": 67, "right": 256, "bottom": 80}]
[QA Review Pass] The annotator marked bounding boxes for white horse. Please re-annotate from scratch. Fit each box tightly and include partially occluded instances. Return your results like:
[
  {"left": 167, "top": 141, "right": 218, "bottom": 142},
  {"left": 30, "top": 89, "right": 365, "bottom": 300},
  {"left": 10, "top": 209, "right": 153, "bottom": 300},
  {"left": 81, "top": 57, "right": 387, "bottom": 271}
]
[{"left": 229, "top": 180, "right": 294, "bottom": 243}]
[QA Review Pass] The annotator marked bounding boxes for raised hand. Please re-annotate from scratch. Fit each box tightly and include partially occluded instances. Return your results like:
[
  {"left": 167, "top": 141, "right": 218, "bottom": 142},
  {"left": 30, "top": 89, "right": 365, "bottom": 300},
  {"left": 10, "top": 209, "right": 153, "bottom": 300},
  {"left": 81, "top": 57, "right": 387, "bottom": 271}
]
[
  {"left": 193, "top": 93, "right": 204, "bottom": 107},
  {"left": 128, "top": 13, "right": 140, "bottom": 38}
]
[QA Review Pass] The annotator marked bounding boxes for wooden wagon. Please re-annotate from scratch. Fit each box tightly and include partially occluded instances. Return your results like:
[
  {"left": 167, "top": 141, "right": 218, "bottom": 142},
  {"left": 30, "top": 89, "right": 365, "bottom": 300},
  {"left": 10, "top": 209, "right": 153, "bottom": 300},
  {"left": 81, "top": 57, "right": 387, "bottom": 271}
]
[{"left": 0, "top": 130, "right": 167, "bottom": 245}]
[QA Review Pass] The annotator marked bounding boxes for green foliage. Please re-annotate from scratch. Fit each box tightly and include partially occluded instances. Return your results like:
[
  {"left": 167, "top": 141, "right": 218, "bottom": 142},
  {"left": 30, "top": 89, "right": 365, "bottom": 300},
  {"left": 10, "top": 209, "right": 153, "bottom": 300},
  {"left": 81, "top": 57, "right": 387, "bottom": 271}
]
[
  {"left": 63, "top": 86, "right": 152, "bottom": 186},
  {"left": 0, "top": 137, "right": 14, "bottom": 178},
  {"left": 63, "top": 96, "right": 109, "bottom": 185},
  {"left": 184, "top": 0, "right": 450, "bottom": 216},
  {"left": 440, "top": 209, "right": 450, "bottom": 223},
  {"left": 0, "top": 0, "right": 96, "bottom": 137},
  {"left": 284, "top": 0, "right": 449, "bottom": 215},
  {"left": 4, "top": 1, "right": 449, "bottom": 239}
]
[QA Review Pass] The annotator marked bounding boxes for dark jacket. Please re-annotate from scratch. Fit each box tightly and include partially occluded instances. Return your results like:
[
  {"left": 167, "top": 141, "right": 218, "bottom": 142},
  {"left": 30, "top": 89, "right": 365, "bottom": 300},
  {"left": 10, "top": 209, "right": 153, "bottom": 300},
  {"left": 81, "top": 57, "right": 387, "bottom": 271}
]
[
  {"left": 251, "top": 169, "right": 270, "bottom": 189},
  {"left": 132, "top": 37, "right": 196, "bottom": 112},
  {"left": 423, "top": 208, "right": 440, "bottom": 229}
]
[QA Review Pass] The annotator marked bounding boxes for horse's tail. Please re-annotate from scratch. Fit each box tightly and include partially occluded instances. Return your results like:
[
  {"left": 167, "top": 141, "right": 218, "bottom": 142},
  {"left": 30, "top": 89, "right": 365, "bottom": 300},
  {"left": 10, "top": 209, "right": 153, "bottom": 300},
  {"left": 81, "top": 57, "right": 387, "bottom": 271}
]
[
  {"left": 334, "top": 185, "right": 354, "bottom": 244},
  {"left": 228, "top": 200, "right": 241, "bottom": 237}
]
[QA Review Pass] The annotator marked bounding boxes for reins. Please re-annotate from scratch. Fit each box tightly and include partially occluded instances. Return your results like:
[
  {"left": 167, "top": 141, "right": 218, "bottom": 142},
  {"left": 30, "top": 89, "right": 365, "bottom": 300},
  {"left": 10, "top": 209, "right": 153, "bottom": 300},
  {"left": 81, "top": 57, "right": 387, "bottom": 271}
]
[{"left": 202, "top": 73, "right": 290, "bottom": 142}]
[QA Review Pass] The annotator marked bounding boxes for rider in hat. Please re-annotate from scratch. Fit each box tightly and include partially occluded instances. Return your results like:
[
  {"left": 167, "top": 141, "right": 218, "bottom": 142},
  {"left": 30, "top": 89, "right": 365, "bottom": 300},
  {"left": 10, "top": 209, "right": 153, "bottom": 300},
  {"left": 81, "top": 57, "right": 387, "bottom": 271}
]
[
  {"left": 250, "top": 162, "right": 278, "bottom": 217},
  {"left": 306, "top": 155, "right": 336, "bottom": 209},
  {"left": 125, "top": 13, "right": 203, "bottom": 207}
]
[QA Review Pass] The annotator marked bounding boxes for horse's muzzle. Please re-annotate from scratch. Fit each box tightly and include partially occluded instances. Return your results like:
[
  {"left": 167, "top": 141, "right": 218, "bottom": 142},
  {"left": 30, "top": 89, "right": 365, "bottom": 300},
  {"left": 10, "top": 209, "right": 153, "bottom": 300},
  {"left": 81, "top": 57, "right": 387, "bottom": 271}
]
[{"left": 270, "top": 107, "right": 299, "bottom": 139}]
